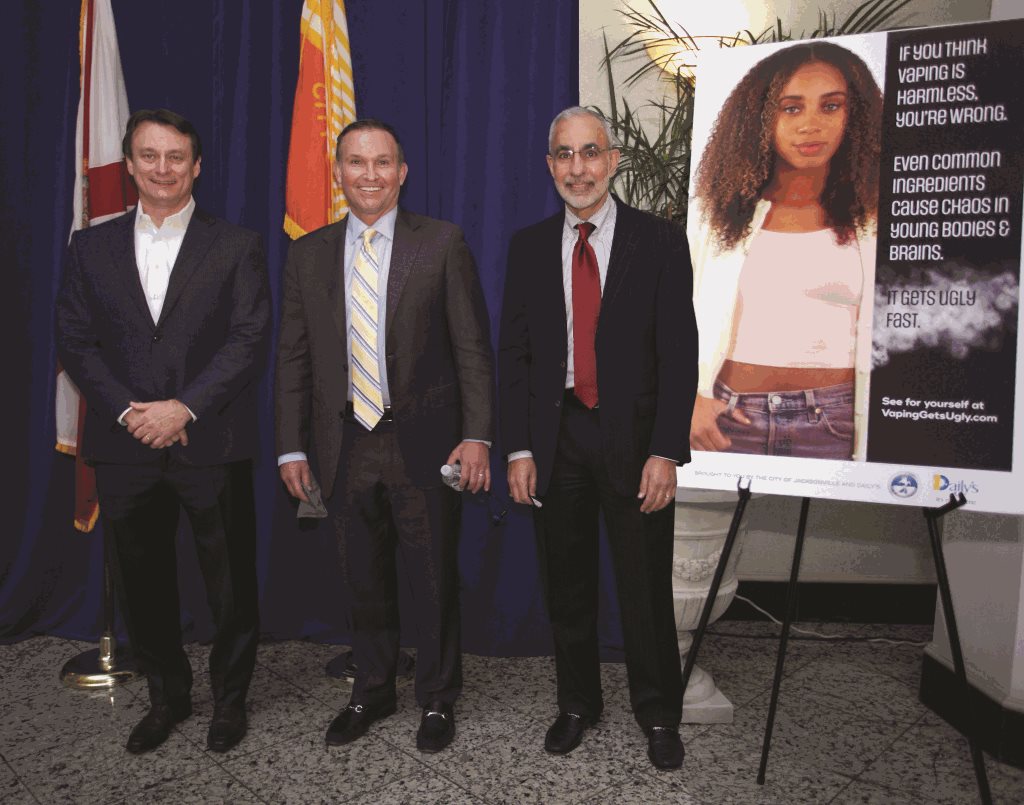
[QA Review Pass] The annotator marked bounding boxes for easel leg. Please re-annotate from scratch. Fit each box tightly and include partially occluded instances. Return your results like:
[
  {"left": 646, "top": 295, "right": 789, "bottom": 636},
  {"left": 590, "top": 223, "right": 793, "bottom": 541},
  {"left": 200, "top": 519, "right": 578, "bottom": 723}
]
[
  {"left": 757, "top": 496, "right": 811, "bottom": 785},
  {"left": 924, "top": 493, "right": 991, "bottom": 805},
  {"left": 680, "top": 480, "right": 753, "bottom": 698}
]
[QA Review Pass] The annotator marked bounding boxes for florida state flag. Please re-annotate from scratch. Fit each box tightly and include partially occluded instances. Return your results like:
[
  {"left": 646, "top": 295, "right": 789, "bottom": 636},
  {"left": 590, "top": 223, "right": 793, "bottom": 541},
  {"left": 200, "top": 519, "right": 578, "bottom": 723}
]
[{"left": 55, "top": 0, "right": 136, "bottom": 532}]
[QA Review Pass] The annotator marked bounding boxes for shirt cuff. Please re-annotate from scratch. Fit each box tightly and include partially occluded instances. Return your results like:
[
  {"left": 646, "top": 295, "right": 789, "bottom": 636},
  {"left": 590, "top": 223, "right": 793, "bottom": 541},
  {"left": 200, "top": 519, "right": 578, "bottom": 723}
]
[
  {"left": 463, "top": 438, "right": 492, "bottom": 448},
  {"left": 651, "top": 454, "right": 678, "bottom": 464},
  {"left": 507, "top": 450, "right": 533, "bottom": 463},
  {"left": 278, "top": 452, "right": 308, "bottom": 466}
]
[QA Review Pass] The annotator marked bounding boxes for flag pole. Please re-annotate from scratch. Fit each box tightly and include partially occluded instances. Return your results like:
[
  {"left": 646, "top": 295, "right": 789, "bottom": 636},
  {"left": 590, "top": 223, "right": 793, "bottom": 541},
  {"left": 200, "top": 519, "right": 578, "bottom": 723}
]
[
  {"left": 59, "top": 0, "right": 139, "bottom": 690},
  {"left": 61, "top": 529, "right": 139, "bottom": 688}
]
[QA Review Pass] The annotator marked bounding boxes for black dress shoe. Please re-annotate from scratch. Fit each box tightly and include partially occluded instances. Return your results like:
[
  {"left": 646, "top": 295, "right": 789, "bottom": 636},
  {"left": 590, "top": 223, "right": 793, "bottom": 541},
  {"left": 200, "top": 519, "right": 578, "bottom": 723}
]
[
  {"left": 646, "top": 726, "right": 684, "bottom": 770},
  {"left": 544, "top": 712, "right": 595, "bottom": 755},
  {"left": 126, "top": 701, "right": 192, "bottom": 754},
  {"left": 326, "top": 701, "right": 396, "bottom": 746},
  {"left": 207, "top": 703, "right": 248, "bottom": 753},
  {"left": 416, "top": 701, "right": 454, "bottom": 753}
]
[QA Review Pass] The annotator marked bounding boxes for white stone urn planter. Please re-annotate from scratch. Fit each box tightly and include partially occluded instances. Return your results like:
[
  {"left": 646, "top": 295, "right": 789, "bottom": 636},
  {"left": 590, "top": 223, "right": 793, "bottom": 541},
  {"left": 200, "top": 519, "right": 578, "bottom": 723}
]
[{"left": 673, "top": 487, "right": 751, "bottom": 723}]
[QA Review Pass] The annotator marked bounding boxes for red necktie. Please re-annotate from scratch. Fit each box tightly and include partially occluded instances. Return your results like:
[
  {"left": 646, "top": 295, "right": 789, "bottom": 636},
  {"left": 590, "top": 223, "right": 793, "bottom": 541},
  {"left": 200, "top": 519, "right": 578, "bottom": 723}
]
[{"left": 572, "top": 222, "right": 600, "bottom": 409}]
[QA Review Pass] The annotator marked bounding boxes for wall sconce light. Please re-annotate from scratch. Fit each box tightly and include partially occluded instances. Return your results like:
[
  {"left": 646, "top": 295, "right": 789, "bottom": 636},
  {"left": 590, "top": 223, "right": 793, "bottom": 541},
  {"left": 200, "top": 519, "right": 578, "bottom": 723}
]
[{"left": 637, "top": 0, "right": 773, "bottom": 80}]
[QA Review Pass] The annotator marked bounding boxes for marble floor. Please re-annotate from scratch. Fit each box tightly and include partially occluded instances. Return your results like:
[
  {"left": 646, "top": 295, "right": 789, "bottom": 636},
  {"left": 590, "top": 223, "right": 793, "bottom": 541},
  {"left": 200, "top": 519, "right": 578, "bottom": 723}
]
[{"left": 2, "top": 624, "right": 1021, "bottom": 804}]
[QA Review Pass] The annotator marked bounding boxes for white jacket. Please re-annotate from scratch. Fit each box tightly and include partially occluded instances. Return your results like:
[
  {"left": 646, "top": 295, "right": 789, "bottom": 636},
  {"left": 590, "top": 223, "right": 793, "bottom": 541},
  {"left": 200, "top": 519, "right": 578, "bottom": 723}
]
[{"left": 688, "top": 198, "right": 876, "bottom": 460}]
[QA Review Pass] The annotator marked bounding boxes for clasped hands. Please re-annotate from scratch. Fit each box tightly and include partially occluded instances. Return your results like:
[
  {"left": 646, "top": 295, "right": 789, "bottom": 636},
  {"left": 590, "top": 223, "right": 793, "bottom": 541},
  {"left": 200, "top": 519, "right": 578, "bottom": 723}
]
[{"left": 124, "top": 399, "right": 191, "bottom": 449}]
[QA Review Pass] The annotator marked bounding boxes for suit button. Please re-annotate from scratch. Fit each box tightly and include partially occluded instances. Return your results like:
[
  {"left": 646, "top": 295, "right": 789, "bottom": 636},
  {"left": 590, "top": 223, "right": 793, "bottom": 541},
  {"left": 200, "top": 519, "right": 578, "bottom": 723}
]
[
  {"left": 560, "top": 361, "right": 566, "bottom": 369},
  {"left": 152, "top": 333, "right": 161, "bottom": 343},
  {"left": 342, "top": 363, "right": 348, "bottom": 371},
  {"left": 555, "top": 400, "right": 561, "bottom": 407}
]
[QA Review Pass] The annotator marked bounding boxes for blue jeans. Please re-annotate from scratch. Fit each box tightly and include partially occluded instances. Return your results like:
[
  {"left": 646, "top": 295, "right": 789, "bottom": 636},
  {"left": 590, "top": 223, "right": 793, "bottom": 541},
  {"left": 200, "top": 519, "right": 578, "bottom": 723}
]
[{"left": 713, "top": 380, "right": 855, "bottom": 460}]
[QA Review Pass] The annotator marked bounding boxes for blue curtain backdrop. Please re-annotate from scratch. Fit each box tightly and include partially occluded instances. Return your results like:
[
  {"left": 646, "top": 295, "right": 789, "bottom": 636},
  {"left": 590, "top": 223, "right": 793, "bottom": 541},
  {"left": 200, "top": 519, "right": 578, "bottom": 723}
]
[{"left": 1, "top": 0, "right": 629, "bottom": 658}]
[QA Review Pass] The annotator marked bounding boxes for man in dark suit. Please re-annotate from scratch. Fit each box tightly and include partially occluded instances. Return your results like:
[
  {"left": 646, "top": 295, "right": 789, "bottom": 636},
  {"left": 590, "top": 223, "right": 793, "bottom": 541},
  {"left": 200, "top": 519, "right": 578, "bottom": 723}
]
[
  {"left": 55, "top": 109, "right": 270, "bottom": 754},
  {"left": 498, "top": 106, "right": 697, "bottom": 770},
  {"left": 275, "top": 119, "right": 494, "bottom": 753}
]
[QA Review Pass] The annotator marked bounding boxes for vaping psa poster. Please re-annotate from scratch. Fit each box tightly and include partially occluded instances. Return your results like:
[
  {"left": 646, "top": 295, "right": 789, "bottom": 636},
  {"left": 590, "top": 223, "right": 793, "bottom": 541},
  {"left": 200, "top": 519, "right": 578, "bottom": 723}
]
[{"left": 678, "top": 18, "right": 1024, "bottom": 513}]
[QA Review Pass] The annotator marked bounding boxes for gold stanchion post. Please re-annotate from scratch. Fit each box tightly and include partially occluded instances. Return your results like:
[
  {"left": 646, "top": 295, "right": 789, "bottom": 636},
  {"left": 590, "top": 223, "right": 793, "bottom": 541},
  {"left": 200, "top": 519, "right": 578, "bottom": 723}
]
[{"left": 61, "top": 531, "right": 140, "bottom": 689}]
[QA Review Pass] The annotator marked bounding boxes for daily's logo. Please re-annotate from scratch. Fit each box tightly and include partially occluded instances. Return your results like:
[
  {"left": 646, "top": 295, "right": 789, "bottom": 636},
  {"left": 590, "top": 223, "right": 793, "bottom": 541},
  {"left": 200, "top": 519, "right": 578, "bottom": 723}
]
[
  {"left": 932, "top": 474, "right": 979, "bottom": 494},
  {"left": 889, "top": 473, "right": 919, "bottom": 499}
]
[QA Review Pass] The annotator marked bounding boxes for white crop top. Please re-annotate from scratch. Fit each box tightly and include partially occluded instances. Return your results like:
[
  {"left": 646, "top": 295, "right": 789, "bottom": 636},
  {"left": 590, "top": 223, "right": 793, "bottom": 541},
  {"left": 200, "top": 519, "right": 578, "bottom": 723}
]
[{"left": 728, "top": 228, "right": 862, "bottom": 368}]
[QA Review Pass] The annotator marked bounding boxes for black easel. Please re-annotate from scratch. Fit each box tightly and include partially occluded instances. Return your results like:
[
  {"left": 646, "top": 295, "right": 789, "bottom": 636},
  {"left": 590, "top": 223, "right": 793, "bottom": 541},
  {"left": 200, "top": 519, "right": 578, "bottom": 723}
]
[
  {"left": 681, "top": 486, "right": 992, "bottom": 805},
  {"left": 679, "top": 478, "right": 752, "bottom": 692},
  {"left": 924, "top": 493, "right": 991, "bottom": 805},
  {"left": 756, "top": 496, "right": 811, "bottom": 785}
]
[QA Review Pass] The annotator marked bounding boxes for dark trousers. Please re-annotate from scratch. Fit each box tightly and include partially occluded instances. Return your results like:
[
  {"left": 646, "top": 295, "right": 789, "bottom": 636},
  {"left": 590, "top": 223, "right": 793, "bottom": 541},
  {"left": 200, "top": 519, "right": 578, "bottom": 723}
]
[
  {"left": 331, "top": 417, "right": 462, "bottom": 709},
  {"left": 536, "top": 398, "right": 683, "bottom": 730},
  {"left": 95, "top": 457, "right": 259, "bottom": 708}
]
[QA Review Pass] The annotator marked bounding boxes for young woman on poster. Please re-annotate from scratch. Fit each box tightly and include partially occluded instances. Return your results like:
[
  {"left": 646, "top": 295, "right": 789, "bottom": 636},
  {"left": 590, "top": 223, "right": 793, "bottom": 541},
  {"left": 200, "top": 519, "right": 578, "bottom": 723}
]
[{"left": 689, "top": 41, "right": 882, "bottom": 460}]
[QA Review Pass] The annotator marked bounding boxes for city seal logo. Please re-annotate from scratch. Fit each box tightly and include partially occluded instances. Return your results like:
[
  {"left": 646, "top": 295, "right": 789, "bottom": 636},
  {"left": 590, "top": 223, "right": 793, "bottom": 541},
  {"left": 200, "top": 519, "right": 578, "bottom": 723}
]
[{"left": 889, "top": 473, "right": 919, "bottom": 499}]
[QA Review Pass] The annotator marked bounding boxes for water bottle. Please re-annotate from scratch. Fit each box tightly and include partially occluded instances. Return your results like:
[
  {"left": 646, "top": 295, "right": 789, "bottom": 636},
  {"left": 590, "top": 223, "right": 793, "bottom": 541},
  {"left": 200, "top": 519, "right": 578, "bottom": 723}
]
[{"left": 440, "top": 461, "right": 462, "bottom": 490}]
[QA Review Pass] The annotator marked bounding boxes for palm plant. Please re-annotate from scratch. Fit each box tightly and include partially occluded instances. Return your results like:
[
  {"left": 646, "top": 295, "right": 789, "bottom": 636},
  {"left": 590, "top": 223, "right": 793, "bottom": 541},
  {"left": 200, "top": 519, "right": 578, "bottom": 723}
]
[{"left": 597, "top": 0, "right": 916, "bottom": 226}]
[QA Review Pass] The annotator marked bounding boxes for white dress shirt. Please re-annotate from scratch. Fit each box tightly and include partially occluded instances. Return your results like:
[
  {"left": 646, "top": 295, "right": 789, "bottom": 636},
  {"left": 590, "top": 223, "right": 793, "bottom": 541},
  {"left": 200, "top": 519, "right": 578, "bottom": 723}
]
[
  {"left": 136, "top": 198, "right": 195, "bottom": 323},
  {"left": 507, "top": 195, "right": 673, "bottom": 466},
  {"left": 561, "top": 193, "right": 617, "bottom": 389},
  {"left": 507, "top": 195, "right": 616, "bottom": 465},
  {"left": 278, "top": 208, "right": 486, "bottom": 468},
  {"left": 117, "top": 198, "right": 197, "bottom": 425},
  {"left": 344, "top": 208, "right": 398, "bottom": 407}
]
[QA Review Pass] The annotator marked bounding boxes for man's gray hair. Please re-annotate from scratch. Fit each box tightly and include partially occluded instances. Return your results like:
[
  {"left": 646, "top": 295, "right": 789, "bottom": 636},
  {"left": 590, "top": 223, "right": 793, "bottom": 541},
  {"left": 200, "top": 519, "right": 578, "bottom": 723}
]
[{"left": 547, "top": 106, "right": 617, "bottom": 153}]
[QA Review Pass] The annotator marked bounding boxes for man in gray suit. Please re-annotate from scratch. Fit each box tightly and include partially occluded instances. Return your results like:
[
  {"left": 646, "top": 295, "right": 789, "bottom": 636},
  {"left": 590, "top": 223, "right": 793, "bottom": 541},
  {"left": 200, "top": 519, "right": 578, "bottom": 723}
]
[{"left": 275, "top": 119, "right": 494, "bottom": 753}]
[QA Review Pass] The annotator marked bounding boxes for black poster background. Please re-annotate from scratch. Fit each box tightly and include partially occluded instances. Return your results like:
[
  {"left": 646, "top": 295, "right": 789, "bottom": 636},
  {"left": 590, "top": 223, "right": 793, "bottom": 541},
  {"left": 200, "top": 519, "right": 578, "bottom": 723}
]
[{"left": 868, "top": 19, "right": 1024, "bottom": 470}]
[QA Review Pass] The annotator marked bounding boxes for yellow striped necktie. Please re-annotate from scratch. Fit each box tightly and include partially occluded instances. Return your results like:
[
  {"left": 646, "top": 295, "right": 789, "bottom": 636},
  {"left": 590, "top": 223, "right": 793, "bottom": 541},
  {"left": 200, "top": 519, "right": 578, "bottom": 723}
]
[{"left": 350, "top": 228, "right": 385, "bottom": 430}]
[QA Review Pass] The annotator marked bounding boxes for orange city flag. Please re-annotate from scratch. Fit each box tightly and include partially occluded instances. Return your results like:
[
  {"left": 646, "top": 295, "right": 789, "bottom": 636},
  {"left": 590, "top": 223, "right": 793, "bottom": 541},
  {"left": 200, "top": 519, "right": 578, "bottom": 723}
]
[
  {"left": 55, "top": 0, "right": 137, "bottom": 532},
  {"left": 284, "top": 0, "right": 357, "bottom": 239}
]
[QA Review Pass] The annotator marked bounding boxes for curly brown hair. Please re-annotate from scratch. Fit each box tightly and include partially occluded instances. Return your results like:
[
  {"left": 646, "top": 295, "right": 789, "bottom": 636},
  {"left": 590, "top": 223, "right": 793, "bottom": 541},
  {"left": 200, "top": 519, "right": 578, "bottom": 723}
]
[{"left": 695, "top": 41, "right": 882, "bottom": 248}]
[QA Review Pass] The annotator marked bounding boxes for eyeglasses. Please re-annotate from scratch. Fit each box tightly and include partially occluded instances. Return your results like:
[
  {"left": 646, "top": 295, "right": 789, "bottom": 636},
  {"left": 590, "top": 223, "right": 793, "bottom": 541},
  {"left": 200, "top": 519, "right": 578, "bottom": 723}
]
[{"left": 551, "top": 146, "right": 614, "bottom": 163}]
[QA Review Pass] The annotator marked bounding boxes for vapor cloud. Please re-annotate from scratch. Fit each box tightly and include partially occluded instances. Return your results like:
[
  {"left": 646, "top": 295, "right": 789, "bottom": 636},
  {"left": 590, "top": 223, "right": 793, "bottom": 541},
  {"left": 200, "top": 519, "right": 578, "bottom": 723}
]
[{"left": 872, "top": 261, "right": 1018, "bottom": 368}]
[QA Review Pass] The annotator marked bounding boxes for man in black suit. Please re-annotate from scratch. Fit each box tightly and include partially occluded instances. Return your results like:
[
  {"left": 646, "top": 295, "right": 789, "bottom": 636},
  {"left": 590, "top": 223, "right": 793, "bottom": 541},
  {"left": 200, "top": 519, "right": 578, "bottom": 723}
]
[
  {"left": 275, "top": 119, "right": 493, "bottom": 753},
  {"left": 55, "top": 109, "right": 270, "bottom": 755},
  {"left": 498, "top": 106, "right": 697, "bottom": 770}
]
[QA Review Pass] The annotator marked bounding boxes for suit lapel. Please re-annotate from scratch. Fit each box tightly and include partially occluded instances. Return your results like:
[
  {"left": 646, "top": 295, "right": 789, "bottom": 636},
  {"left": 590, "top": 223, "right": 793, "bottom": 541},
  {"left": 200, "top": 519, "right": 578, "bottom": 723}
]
[
  {"left": 321, "top": 218, "right": 349, "bottom": 345},
  {"left": 543, "top": 213, "right": 569, "bottom": 347},
  {"left": 601, "top": 198, "right": 639, "bottom": 311},
  {"left": 386, "top": 209, "right": 422, "bottom": 337},
  {"left": 111, "top": 212, "right": 153, "bottom": 326},
  {"left": 157, "top": 208, "right": 218, "bottom": 328}
]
